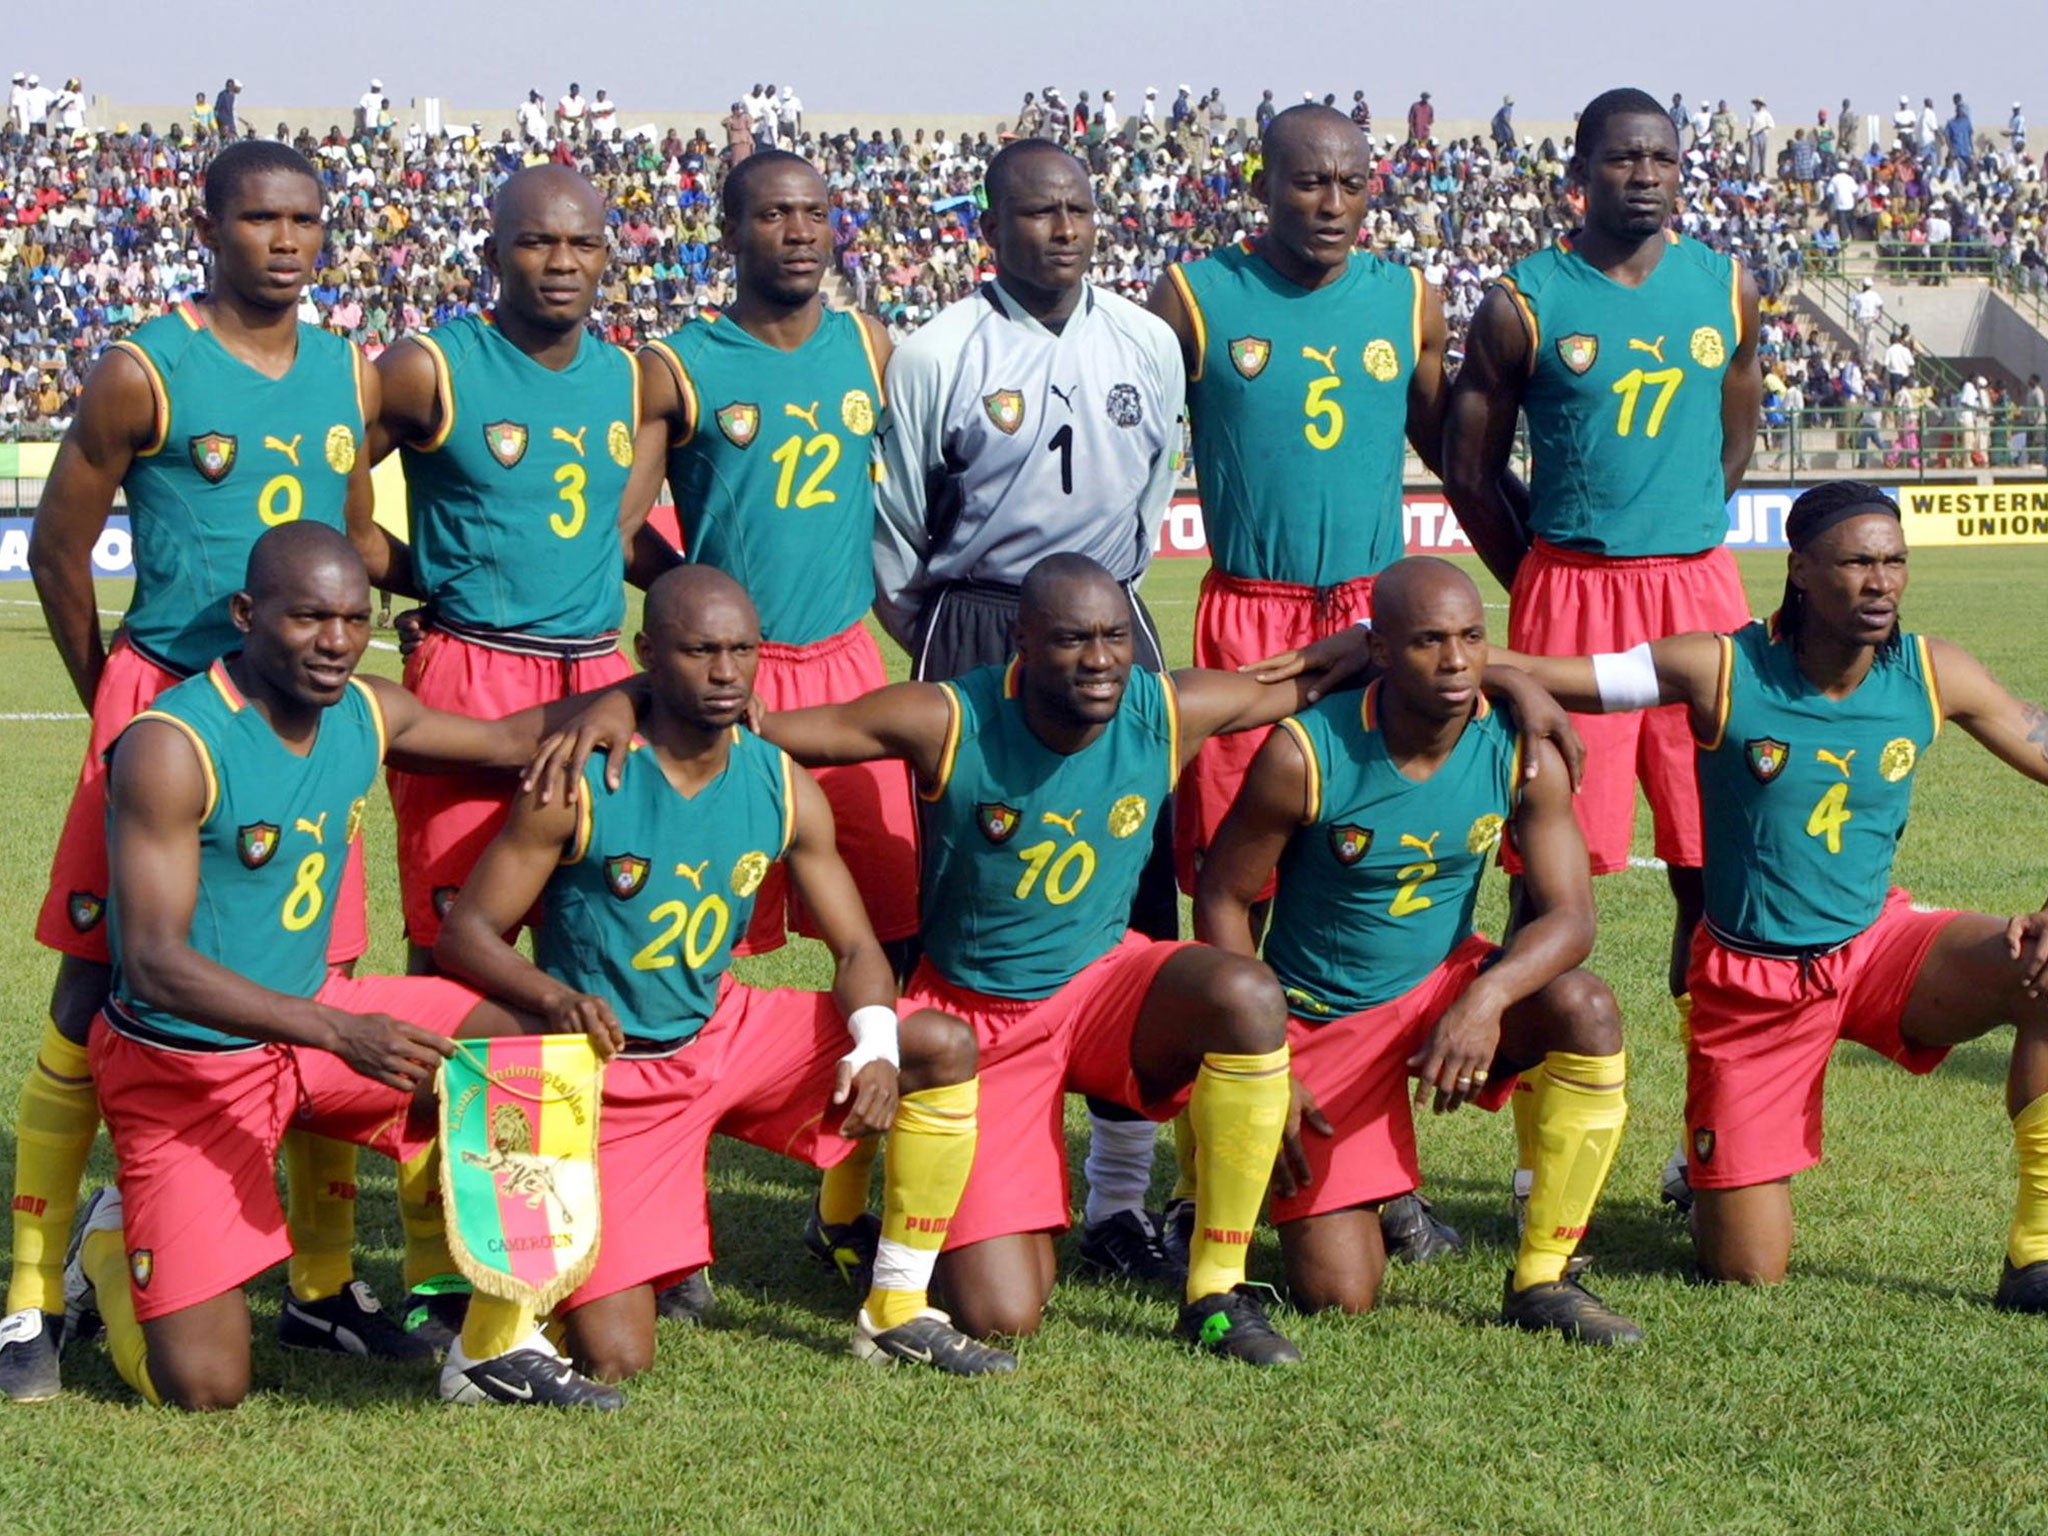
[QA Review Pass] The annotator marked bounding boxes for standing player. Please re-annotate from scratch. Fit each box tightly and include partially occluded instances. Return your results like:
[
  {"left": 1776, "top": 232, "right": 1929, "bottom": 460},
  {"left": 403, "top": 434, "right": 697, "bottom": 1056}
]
[
  {"left": 1444, "top": 88, "right": 1760, "bottom": 1205},
  {"left": 1449, "top": 483, "right": 2048, "bottom": 1299},
  {"left": 436, "top": 568, "right": 1013, "bottom": 1380},
  {"left": 1197, "top": 560, "right": 1638, "bottom": 1343},
  {"left": 872, "top": 138, "right": 1188, "bottom": 1279},
  {"left": 1148, "top": 102, "right": 1460, "bottom": 1265},
  {"left": 2, "top": 141, "right": 414, "bottom": 1403},
  {"left": 64, "top": 523, "right": 629, "bottom": 1411}
]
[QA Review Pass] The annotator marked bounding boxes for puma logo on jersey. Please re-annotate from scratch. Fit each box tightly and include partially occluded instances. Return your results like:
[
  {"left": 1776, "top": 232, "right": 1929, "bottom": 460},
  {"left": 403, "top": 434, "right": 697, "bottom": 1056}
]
[
  {"left": 1041, "top": 809, "right": 1084, "bottom": 835},
  {"left": 263, "top": 433, "right": 303, "bottom": 466},
  {"left": 1048, "top": 382, "right": 1077, "bottom": 412},
  {"left": 294, "top": 813, "right": 328, "bottom": 846},
  {"left": 1398, "top": 830, "right": 1442, "bottom": 857},
  {"left": 1628, "top": 336, "right": 1668, "bottom": 364},
  {"left": 1815, "top": 748, "right": 1857, "bottom": 778},
  {"left": 783, "top": 401, "right": 821, "bottom": 431},
  {"left": 551, "top": 425, "right": 588, "bottom": 457},
  {"left": 675, "top": 859, "right": 711, "bottom": 891},
  {"left": 1300, "top": 344, "right": 1339, "bottom": 374}
]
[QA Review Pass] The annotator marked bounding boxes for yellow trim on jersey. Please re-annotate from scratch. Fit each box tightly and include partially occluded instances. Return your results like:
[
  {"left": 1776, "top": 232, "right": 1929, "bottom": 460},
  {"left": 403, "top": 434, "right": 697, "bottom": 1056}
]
[
  {"left": 1727, "top": 256, "right": 1745, "bottom": 344},
  {"left": 643, "top": 339, "right": 697, "bottom": 446},
  {"left": 1473, "top": 691, "right": 1493, "bottom": 720},
  {"left": 1915, "top": 634, "right": 1943, "bottom": 738},
  {"left": 1494, "top": 277, "right": 1539, "bottom": 371},
  {"left": 1160, "top": 671, "right": 1184, "bottom": 791},
  {"left": 1409, "top": 266, "right": 1425, "bottom": 360},
  {"left": 348, "top": 676, "right": 387, "bottom": 762},
  {"left": 852, "top": 314, "right": 889, "bottom": 408},
  {"left": 777, "top": 750, "right": 799, "bottom": 857},
  {"left": 1696, "top": 634, "right": 1735, "bottom": 750},
  {"left": 414, "top": 335, "right": 457, "bottom": 452},
  {"left": 131, "top": 710, "right": 219, "bottom": 824},
  {"left": 1507, "top": 731, "right": 1526, "bottom": 814},
  {"left": 207, "top": 659, "right": 244, "bottom": 713},
  {"left": 623, "top": 342, "right": 643, "bottom": 430},
  {"left": 348, "top": 340, "right": 368, "bottom": 433},
  {"left": 921, "top": 683, "right": 964, "bottom": 803},
  {"left": 1001, "top": 656, "right": 1022, "bottom": 698},
  {"left": 1167, "top": 265, "right": 1207, "bottom": 383},
  {"left": 175, "top": 300, "right": 205, "bottom": 332},
  {"left": 1360, "top": 679, "right": 1379, "bottom": 732},
  {"left": 566, "top": 783, "right": 594, "bottom": 866},
  {"left": 1276, "top": 716, "right": 1321, "bottom": 824},
  {"left": 111, "top": 339, "right": 170, "bottom": 457}
]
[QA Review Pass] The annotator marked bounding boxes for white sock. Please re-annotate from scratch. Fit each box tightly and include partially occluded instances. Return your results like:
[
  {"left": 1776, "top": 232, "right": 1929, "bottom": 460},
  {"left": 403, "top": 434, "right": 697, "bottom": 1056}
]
[{"left": 1082, "top": 1115, "right": 1160, "bottom": 1225}]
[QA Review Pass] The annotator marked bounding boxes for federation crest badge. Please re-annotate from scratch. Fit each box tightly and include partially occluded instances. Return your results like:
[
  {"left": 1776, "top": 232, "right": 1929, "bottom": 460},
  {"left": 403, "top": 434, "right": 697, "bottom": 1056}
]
[
  {"left": 1692, "top": 1127, "right": 1715, "bottom": 1165},
  {"left": 731, "top": 851, "right": 770, "bottom": 900},
  {"left": 1745, "top": 737, "right": 1790, "bottom": 784},
  {"left": 1466, "top": 813, "right": 1505, "bottom": 855},
  {"left": 324, "top": 424, "right": 357, "bottom": 475},
  {"left": 1228, "top": 336, "right": 1271, "bottom": 378},
  {"left": 977, "top": 802, "right": 1022, "bottom": 844},
  {"left": 841, "top": 389, "right": 876, "bottom": 436},
  {"left": 1329, "top": 824, "right": 1374, "bottom": 866},
  {"left": 1104, "top": 382, "right": 1144, "bottom": 428},
  {"left": 1362, "top": 338, "right": 1400, "bottom": 382},
  {"left": 1107, "top": 794, "right": 1149, "bottom": 839},
  {"left": 189, "top": 431, "right": 237, "bottom": 483},
  {"left": 982, "top": 390, "right": 1026, "bottom": 435},
  {"left": 129, "top": 1248, "right": 153, "bottom": 1289},
  {"left": 716, "top": 402, "right": 760, "bottom": 447},
  {"left": 1557, "top": 334, "right": 1599, "bottom": 375},
  {"left": 604, "top": 853, "right": 650, "bottom": 900},
  {"left": 1690, "top": 326, "right": 1727, "bottom": 368},
  {"left": 67, "top": 891, "right": 104, "bottom": 932},
  {"left": 432, "top": 885, "right": 461, "bottom": 918},
  {"left": 237, "top": 821, "right": 281, "bottom": 869},
  {"left": 1879, "top": 737, "right": 1917, "bottom": 782},
  {"left": 607, "top": 420, "right": 634, "bottom": 467},
  {"left": 483, "top": 420, "right": 528, "bottom": 468}
]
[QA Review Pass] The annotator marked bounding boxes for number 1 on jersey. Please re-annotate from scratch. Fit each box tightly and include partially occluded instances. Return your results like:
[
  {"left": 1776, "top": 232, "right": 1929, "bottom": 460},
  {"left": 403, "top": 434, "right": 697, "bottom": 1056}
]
[{"left": 1047, "top": 424, "right": 1074, "bottom": 495}]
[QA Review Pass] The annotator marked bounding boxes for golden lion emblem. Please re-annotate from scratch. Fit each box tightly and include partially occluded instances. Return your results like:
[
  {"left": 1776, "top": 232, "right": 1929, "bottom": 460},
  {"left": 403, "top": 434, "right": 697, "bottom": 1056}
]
[
  {"left": 1879, "top": 738, "right": 1917, "bottom": 782},
  {"left": 1466, "top": 813, "right": 1505, "bottom": 854},
  {"left": 324, "top": 424, "right": 357, "bottom": 474},
  {"left": 841, "top": 389, "right": 876, "bottom": 435},
  {"left": 1689, "top": 327, "right": 1726, "bottom": 368},
  {"left": 731, "top": 851, "right": 770, "bottom": 899},
  {"left": 1107, "top": 795, "right": 1149, "bottom": 839},
  {"left": 1362, "top": 339, "right": 1400, "bottom": 382},
  {"left": 607, "top": 420, "right": 634, "bottom": 467}
]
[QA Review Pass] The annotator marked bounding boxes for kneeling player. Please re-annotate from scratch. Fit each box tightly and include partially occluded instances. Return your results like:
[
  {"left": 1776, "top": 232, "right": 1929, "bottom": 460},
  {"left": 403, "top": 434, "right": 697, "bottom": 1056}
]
[
  {"left": 70, "top": 524, "right": 629, "bottom": 1411},
  {"left": 1197, "top": 559, "right": 1639, "bottom": 1343},
  {"left": 436, "top": 567, "right": 1013, "bottom": 1379}
]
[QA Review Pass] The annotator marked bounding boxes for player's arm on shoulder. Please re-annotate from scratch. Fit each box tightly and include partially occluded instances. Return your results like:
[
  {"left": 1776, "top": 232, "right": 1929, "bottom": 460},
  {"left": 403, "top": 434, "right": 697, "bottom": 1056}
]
[
  {"left": 1441, "top": 286, "right": 1534, "bottom": 589},
  {"left": 1925, "top": 637, "right": 2048, "bottom": 786},
  {"left": 1193, "top": 723, "right": 1308, "bottom": 955},
  {"left": 361, "top": 671, "right": 638, "bottom": 789},
  {"left": 1721, "top": 263, "right": 1764, "bottom": 495},
  {"left": 1170, "top": 666, "right": 1320, "bottom": 765},
  {"left": 1405, "top": 279, "right": 1449, "bottom": 476},
  {"left": 758, "top": 679, "right": 954, "bottom": 783},
  {"left": 1496, "top": 736, "right": 1596, "bottom": 981},
  {"left": 28, "top": 344, "right": 156, "bottom": 708},
  {"left": 367, "top": 336, "right": 442, "bottom": 462},
  {"left": 1488, "top": 631, "right": 1724, "bottom": 725}
]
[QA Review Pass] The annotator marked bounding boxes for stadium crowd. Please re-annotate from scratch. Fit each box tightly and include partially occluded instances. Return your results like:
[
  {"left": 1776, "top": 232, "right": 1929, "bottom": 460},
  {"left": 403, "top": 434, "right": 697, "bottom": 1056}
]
[{"left": 2, "top": 72, "right": 2046, "bottom": 454}]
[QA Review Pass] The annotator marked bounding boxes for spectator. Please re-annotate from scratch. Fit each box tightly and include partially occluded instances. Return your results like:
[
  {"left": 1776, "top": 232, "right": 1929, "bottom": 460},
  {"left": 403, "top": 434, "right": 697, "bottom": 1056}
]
[
  {"left": 1347, "top": 91, "right": 1368, "bottom": 133},
  {"left": 1839, "top": 98, "right": 1861, "bottom": 160},
  {"left": 1492, "top": 95, "right": 1515, "bottom": 156},
  {"left": 778, "top": 86, "right": 802, "bottom": 147},
  {"left": 51, "top": 77, "right": 83, "bottom": 138},
  {"left": 2010, "top": 102, "right": 2028, "bottom": 154},
  {"left": 1407, "top": 90, "right": 1433, "bottom": 145},
  {"left": 724, "top": 101, "right": 753, "bottom": 163},
  {"left": 1747, "top": 97, "right": 1774, "bottom": 175},
  {"left": 214, "top": 77, "right": 240, "bottom": 140},
  {"left": 356, "top": 79, "right": 383, "bottom": 139},
  {"left": 588, "top": 89, "right": 617, "bottom": 141},
  {"left": 516, "top": 88, "right": 547, "bottom": 145},
  {"left": 556, "top": 81, "right": 587, "bottom": 141},
  {"left": 1827, "top": 161, "right": 1862, "bottom": 241},
  {"left": 190, "top": 89, "right": 216, "bottom": 140},
  {"left": 1850, "top": 277, "right": 1885, "bottom": 360},
  {"left": 1894, "top": 94, "right": 1918, "bottom": 153},
  {"left": 7, "top": 73, "right": 25, "bottom": 135},
  {"left": 1946, "top": 94, "right": 1975, "bottom": 172}
]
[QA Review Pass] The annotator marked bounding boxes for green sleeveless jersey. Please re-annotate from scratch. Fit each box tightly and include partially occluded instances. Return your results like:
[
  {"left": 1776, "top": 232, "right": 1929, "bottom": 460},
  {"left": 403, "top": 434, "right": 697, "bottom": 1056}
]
[
  {"left": 1697, "top": 618, "right": 1940, "bottom": 949},
  {"left": 108, "top": 662, "right": 382, "bottom": 1050},
  {"left": 400, "top": 314, "right": 637, "bottom": 639},
  {"left": 534, "top": 731, "right": 797, "bottom": 1048},
  {"left": 920, "top": 660, "right": 1179, "bottom": 1000},
  {"left": 646, "top": 308, "right": 886, "bottom": 645},
  {"left": 1170, "top": 241, "right": 1420, "bottom": 586},
  {"left": 1499, "top": 234, "right": 1741, "bottom": 557},
  {"left": 116, "top": 303, "right": 362, "bottom": 674},
  {"left": 1264, "top": 684, "right": 1522, "bottom": 1018}
]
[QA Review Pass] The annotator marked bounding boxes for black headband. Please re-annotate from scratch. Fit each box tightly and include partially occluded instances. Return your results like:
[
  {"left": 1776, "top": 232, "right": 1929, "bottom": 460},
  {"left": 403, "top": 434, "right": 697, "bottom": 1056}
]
[{"left": 1787, "top": 496, "right": 1899, "bottom": 551}]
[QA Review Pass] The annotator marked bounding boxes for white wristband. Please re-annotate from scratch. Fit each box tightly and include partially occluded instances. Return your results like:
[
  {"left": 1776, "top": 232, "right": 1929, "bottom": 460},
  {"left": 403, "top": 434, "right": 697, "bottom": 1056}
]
[
  {"left": 1352, "top": 617, "right": 1373, "bottom": 631},
  {"left": 1591, "top": 642, "right": 1661, "bottom": 712},
  {"left": 842, "top": 1004, "right": 900, "bottom": 1072}
]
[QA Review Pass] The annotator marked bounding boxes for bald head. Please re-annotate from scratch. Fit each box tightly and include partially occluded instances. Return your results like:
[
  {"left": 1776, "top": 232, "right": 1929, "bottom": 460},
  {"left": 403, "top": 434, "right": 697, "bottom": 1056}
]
[
  {"left": 1018, "top": 553, "right": 1126, "bottom": 627},
  {"left": 1261, "top": 104, "right": 1369, "bottom": 176},
  {"left": 244, "top": 521, "right": 364, "bottom": 601},
  {"left": 491, "top": 164, "right": 603, "bottom": 238},
  {"left": 983, "top": 137, "right": 1088, "bottom": 213},
  {"left": 1369, "top": 557, "right": 1481, "bottom": 637},
  {"left": 643, "top": 564, "right": 758, "bottom": 636}
]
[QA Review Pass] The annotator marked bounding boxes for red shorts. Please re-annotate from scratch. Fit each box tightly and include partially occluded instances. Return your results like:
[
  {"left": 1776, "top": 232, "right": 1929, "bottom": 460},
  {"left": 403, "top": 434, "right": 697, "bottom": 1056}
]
[
  {"left": 899, "top": 932, "right": 1192, "bottom": 1249},
  {"left": 389, "top": 630, "right": 634, "bottom": 946},
  {"left": 89, "top": 972, "right": 482, "bottom": 1321},
  {"left": 1507, "top": 540, "right": 1751, "bottom": 875},
  {"left": 39, "top": 639, "right": 367, "bottom": 966},
  {"left": 1270, "top": 933, "right": 1517, "bottom": 1225},
  {"left": 562, "top": 979, "right": 892, "bottom": 1308},
  {"left": 1684, "top": 889, "right": 1959, "bottom": 1190},
  {"left": 1175, "top": 569, "right": 1376, "bottom": 895},
  {"left": 736, "top": 622, "right": 919, "bottom": 955}
]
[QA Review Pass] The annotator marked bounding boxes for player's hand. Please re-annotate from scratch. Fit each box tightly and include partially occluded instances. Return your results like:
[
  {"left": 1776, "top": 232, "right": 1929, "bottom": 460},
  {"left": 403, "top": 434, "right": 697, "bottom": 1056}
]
[
  {"left": 1271, "top": 1072, "right": 1334, "bottom": 1200},
  {"left": 1481, "top": 664, "right": 1587, "bottom": 792},
  {"left": 833, "top": 1058, "right": 899, "bottom": 1138},
  {"left": 1407, "top": 995, "right": 1503, "bottom": 1115},
  {"left": 1240, "top": 626, "right": 1376, "bottom": 701},
  {"left": 546, "top": 991, "right": 625, "bottom": 1061},
  {"left": 2006, "top": 905, "right": 2048, "bottom": 997},
  {"left": 522, "top": 687, "right": 643, "bottom": 805},
  {"left": 393, "top": 606, "right": 430, "bottom": 659},
  {"left": 325, "top": 1010, "right": 457, "bottom": 1091}
]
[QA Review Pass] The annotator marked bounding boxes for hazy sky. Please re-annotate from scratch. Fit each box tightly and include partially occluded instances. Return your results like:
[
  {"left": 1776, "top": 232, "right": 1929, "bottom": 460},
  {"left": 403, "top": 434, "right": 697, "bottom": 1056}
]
[{"left": 9, "top": 0, "right": 2043, "bottom": 124}]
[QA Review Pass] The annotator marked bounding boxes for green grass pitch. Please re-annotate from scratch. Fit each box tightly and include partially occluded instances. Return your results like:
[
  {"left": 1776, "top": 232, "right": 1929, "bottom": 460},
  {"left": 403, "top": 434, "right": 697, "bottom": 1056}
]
[{"left": 0, "top": 552, "right": 2045, "bottom": 1534}]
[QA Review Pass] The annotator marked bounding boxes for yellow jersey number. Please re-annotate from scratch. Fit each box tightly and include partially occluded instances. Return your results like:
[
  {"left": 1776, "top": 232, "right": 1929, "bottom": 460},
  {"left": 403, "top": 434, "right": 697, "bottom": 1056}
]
[
  {"left": 770, "top": 432, "right": 841, "bottom": 509},
  {"left": 280, "top": 852, "right": 326, "bottom": 932},
  {"left": 551, "top": 463, "right": 588, "bottom": 538},
  {"left": 630, "top": 895, "right": 732, "bottom": 972},
  {"left": 1610, "top": 368, "right": 1684, "bottom": 438},
  {"left": 1014, "top": 838, "right": 1097, "bottom": 906},
  {"left": 1805, "top": 782, "right": 1852, "bottom": 854},
  {"left": 258, "top": 474, "right": 303, "bottom": 526},
  {"left": 1303, "top": 377, "right": 1344, "bottom": 450}
]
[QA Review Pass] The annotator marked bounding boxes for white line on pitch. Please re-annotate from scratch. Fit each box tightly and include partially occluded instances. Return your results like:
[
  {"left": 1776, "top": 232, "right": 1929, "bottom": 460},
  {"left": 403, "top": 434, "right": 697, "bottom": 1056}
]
[
  {"left": 0, "top": 711, "right": 86, "bottom": 720},
  {"left": 1627, "top": 856, "right": 1668, "bottom": 871}
]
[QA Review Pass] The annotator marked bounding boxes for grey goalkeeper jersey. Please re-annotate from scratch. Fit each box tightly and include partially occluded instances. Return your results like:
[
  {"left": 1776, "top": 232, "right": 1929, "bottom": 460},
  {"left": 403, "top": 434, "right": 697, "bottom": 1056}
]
[{"left": 873, "top": 279, "right": 1186, "bottom": 647}]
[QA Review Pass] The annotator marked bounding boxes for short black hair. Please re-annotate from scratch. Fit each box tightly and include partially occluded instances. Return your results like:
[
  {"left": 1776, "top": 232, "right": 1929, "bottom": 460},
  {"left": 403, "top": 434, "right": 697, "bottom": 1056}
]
[
  {"left": 1570, "top": 87, "right": 1675, "bottom": 171},
  {"left": 720, "top": 149, "right": 820, "bottom": 224},
  {"left": 202, "top": 138, "right": 321, "bottom": 221},
  {"left": 1778, "top": 480, "right": 1903, "bottom": 652},
  {"left": 983, "top": 138, "right": 1082, "bottom": 212}
]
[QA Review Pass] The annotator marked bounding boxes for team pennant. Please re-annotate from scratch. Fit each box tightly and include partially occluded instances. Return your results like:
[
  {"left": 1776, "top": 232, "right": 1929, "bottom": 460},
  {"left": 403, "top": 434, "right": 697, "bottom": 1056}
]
[{"left": 439, "top": 1035, "right": 606, "bottom": 1311}]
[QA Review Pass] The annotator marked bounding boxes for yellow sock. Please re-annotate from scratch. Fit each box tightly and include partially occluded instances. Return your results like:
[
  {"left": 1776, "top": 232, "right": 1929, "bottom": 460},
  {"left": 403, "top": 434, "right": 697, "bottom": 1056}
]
[
  {"left": 1169, "top": 1108, "right": 1197, "bottom": 1203},
  {"left": 1513, "top": 1050, "right": 1628, "bottom": 1291},
  {"left": 283, "top": 1131, "right": 358, "bottom": 1302},
  {"left": 1510, "top": 1062, "right": 1549, "bottom": 1176},
  {"left": 1185, "top": 1047, "right": 1289, "bottom": 1304},
  {"left": 397, "top": 1144, "right": 457, "bottom": 1291},
  {"left": 82, "top": 1226, "right": 160, "bottom": 1406},
  {"left": 863, "top": 1079, "right": 977, "bottom": 1330},
  {"left": 817, "top": 1135, "right": 880, "bottom": 1229},
  {"left": 7, "top": 1020, "right": 99, "bottom": 1316},
  {"left": 2008, "top": 1093, "right": 2048, "bottom": 1267},
  {"left": 459, "top": 1292, "right": 534, "bottom": 1361}
]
